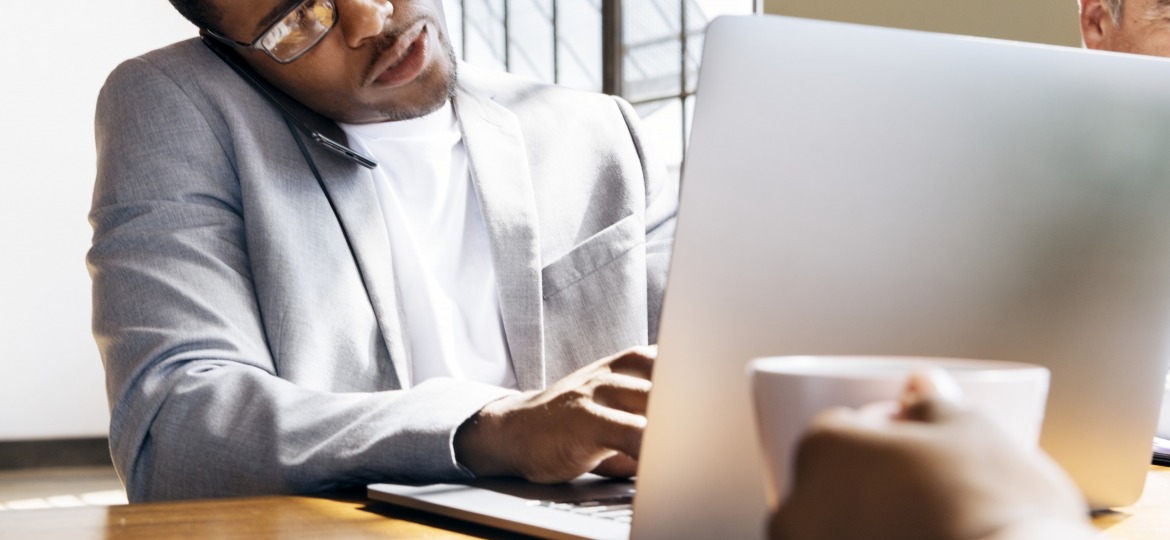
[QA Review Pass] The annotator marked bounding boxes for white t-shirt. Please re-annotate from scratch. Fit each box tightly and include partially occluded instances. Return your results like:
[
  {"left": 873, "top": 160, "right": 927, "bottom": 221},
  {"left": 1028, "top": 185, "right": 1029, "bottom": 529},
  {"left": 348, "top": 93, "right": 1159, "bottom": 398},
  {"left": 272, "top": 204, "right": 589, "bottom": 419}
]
[{"left": 340, "top": 102, "right": 517, "bottom": 389}]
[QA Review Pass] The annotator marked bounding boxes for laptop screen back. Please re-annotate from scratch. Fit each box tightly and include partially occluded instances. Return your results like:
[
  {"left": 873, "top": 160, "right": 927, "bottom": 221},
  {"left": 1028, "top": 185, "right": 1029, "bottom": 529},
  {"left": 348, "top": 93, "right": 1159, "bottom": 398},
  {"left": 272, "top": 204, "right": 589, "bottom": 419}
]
[{"left": 634, "top": 15, "right": 1170, "bottom": 539}]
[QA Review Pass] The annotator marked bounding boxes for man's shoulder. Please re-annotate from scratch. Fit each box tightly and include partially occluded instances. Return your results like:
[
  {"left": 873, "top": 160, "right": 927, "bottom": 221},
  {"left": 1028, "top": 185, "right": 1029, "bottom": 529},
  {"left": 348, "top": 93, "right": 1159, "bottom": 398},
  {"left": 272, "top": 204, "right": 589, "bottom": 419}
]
[
  {"left": 96, "top": 37, "right": 274, "bottom": 154},
  {"left": 103, "top": 37, "right": 232, "bottom": 96}
]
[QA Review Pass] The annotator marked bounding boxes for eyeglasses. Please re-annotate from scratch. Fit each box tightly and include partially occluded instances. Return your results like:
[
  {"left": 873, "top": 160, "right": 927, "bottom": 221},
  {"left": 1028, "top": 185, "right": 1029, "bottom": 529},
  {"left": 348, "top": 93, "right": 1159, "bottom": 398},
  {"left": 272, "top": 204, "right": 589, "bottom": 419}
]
[{"left": 203, "top": 0, "right": 337, "bottom": 64}]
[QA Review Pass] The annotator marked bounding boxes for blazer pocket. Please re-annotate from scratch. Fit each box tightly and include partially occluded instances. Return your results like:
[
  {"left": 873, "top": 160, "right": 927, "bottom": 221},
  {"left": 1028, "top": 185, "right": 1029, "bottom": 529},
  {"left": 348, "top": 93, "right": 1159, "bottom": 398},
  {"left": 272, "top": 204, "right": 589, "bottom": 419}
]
[{"left": 542, "top": 213, "right": 645, "bottom": 299}]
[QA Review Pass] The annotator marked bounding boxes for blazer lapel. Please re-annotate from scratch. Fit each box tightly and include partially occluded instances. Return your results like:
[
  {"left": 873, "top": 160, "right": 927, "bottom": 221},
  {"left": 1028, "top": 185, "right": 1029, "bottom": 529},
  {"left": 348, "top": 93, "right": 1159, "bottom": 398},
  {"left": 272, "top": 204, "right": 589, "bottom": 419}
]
[
  {"left": 453, "top": 85, "right": 547, "bottom": 391},
  {"left": 311, "top": 149, "right": 413, "bottom": 388}
]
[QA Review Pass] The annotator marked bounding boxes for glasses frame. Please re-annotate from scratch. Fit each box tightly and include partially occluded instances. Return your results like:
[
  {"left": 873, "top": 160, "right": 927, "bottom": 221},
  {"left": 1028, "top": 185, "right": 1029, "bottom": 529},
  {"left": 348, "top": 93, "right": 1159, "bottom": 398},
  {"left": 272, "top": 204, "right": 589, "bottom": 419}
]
[{"left": 201, "top": 0, "right": 337, "bottom": 64}]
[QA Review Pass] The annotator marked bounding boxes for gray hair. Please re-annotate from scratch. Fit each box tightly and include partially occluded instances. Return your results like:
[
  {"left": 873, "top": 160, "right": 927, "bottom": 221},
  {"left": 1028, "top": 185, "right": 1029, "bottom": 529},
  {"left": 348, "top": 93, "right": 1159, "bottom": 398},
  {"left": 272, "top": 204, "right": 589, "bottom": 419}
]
[
  {"left": 1099, "top": 0, "right": 1170, "bottom": 24},
  {"left": 1102, "top": 0, "right": 1123, "bottom": 21}
]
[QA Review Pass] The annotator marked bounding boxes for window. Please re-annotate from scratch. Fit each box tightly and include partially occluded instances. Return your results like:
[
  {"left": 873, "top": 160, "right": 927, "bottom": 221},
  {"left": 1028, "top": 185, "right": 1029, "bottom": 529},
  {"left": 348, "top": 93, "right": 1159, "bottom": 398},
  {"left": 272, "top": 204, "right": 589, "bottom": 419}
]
[{"left": 444, "top": 0, "right": 759, "bottom": 177}]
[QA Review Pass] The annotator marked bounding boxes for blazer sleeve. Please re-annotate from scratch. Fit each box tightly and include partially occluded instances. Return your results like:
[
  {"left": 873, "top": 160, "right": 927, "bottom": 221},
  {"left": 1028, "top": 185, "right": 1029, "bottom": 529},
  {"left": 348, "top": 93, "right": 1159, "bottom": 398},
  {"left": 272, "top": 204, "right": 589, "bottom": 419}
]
[
  {"left": 88, "top": 56, "right": 515, "bottom": 502},
  {"left": 611, "top": 96, "right": 679, "bottom": 344}
]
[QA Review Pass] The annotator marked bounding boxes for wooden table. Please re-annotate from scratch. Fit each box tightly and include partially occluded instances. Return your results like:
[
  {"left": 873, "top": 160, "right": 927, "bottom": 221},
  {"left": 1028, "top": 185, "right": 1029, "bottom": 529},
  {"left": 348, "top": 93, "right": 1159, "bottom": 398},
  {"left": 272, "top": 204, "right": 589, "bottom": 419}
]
[
  {"left": 3, "top": 467, "right": 1168, "bottom": 539},
  {"left": 0, "top": 492, "right": 534, "bottom": 540},
  {"left": 1093, "top": 465, "right": 1170, "bottom": 538}
]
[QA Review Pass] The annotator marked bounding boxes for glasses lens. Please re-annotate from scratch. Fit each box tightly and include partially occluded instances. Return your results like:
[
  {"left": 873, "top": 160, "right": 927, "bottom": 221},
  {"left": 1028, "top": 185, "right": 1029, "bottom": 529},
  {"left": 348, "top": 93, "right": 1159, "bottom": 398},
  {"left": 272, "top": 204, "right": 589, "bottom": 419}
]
[{"left": 259, "top": 0, "right": 336, "bottom": 62}]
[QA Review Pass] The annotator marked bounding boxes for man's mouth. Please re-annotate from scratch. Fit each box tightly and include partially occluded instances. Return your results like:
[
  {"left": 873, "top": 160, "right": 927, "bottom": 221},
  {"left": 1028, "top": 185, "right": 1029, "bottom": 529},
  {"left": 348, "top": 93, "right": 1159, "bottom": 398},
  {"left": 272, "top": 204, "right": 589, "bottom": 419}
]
[{"left": 369, "top": 23, "right": 430, "bottom": 88}]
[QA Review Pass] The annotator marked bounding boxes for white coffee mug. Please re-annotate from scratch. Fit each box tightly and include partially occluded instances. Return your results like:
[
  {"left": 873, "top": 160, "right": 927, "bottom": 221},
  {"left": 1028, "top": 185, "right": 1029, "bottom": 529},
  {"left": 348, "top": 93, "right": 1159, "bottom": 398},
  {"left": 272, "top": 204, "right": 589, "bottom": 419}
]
[{"left": 747, "top": 356, "right": 1050, "bottom": 508}]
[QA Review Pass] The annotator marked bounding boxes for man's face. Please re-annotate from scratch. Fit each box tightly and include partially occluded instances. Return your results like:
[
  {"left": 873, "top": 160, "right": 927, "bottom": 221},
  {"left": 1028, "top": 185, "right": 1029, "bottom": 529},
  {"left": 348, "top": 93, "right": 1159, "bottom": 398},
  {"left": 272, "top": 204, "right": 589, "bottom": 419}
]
[
  {"left": 209, "top": 0, "right": 456, "bottom": 123},
  {"left": 1082, "top": 0, "right": 1170, "bottom": 57}
]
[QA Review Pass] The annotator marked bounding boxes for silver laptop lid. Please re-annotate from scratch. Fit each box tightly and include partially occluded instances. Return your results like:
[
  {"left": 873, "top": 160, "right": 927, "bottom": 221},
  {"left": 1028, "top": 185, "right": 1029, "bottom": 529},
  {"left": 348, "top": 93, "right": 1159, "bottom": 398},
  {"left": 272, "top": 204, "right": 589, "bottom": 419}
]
[{"left": 635, "top": 14, "right": 1170, "bottom": 539}]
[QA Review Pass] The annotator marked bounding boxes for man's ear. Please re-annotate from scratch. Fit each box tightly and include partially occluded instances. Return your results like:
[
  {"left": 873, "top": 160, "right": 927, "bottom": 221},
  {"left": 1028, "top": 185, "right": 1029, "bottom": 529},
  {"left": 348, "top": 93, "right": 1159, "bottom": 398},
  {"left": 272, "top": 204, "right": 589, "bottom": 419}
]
[{"left": 1081, "top": 0, "right": 1114, "bottom": 50}]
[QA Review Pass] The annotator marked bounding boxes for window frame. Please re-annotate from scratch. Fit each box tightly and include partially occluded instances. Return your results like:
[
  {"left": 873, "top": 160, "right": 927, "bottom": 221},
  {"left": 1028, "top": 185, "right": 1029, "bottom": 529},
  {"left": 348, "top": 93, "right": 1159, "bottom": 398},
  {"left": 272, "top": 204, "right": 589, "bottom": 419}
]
[{"left": 448, "top": 0, "right": 761, "bottom": 167}]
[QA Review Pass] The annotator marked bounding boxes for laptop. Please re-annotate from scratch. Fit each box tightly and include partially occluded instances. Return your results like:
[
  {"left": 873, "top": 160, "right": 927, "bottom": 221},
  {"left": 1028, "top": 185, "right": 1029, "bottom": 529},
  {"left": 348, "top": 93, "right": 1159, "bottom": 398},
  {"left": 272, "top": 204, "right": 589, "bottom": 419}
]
[{"left": 370, "top": 14, "right": 1170, "bottom": 539}]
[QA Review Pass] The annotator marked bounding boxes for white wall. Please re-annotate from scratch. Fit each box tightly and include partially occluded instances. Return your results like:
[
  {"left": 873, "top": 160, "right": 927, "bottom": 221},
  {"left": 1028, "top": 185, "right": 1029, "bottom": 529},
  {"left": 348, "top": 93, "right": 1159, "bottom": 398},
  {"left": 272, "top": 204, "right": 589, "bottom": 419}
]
[{"left": 0, "top": 2, "right": 196, "bottom": 440}]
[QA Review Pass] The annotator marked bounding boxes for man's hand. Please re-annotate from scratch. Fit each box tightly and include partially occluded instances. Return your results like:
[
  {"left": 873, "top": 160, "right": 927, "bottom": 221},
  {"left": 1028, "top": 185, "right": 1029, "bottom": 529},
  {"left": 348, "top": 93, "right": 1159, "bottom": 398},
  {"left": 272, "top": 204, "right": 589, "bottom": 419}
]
[
  {"left": 454, "top": 346, "right": 654, "bottom": 483},
  {"left": 770, "top": 370, "right": 1096, "bottom": 540}
]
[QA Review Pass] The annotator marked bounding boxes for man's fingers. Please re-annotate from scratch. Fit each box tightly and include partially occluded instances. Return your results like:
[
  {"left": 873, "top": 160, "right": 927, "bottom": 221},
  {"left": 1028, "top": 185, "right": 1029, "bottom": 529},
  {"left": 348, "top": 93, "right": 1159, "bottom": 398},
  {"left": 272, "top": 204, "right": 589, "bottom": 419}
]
[
  {"left": 465, "top": 348, "right": 654, "bottom": 484},
  {"left": 898, "top": 369, "right": 966, "bottom": 423},
  {"left": 586, "top": 401, "right": 646, "bottom": 459},
  {"left": 592, "top": 373, "right": 652, "bottom": 415},
  {"left": 606, "top": 346, "right": 656, "bottom": 380},
  {"left": 591, "top": 453, "right": 639, "bottom": 478}
]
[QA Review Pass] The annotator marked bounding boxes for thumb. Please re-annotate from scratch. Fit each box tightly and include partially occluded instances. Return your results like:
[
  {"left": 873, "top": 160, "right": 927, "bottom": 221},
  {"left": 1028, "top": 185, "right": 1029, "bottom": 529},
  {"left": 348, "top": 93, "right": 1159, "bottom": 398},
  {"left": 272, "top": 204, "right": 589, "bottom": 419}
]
[{"left": 897, "top": 368, "right": 967, "bottom": 423}]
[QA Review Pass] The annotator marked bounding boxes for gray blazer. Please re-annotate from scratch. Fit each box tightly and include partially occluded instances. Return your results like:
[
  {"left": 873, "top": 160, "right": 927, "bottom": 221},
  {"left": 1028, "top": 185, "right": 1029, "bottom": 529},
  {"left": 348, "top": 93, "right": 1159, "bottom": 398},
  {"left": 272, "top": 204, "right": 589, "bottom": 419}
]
[{"left": 89, "top": 38, "right": 676, "bottom": 502}]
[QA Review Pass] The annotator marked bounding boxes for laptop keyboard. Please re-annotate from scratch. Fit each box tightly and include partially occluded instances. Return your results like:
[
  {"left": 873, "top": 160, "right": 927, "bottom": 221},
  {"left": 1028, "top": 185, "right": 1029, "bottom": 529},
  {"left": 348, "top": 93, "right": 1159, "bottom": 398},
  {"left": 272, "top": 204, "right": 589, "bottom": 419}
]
[{"left": 529, "top": 493, "right": 636, "bottom": 523}]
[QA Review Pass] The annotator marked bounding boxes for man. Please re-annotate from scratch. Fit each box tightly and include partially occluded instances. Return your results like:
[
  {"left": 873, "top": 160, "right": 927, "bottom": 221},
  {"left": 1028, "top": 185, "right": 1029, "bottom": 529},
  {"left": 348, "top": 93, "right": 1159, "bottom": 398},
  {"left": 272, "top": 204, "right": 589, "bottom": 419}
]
[
  {"left": 1081, "top": 0, "right": 1170, "bottom": 56},
  {"left": 89, "top": 0, "right": 676, "bottom": 501}
]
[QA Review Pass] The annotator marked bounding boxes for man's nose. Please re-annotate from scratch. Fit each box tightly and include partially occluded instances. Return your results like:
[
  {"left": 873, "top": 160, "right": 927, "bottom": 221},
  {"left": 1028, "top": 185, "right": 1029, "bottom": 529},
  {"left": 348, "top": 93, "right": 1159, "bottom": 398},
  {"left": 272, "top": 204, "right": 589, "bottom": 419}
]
[{"left": 337, "top": 0, "right": 395, "bottom": 48}]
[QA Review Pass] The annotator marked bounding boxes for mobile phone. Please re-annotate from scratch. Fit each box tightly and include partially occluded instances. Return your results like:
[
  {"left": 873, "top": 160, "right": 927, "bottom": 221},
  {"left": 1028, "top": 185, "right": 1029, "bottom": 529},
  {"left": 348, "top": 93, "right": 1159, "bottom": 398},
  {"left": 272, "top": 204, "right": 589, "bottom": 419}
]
[{"left": 199, "top": 33, "right": 378, "bottom": 169}]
